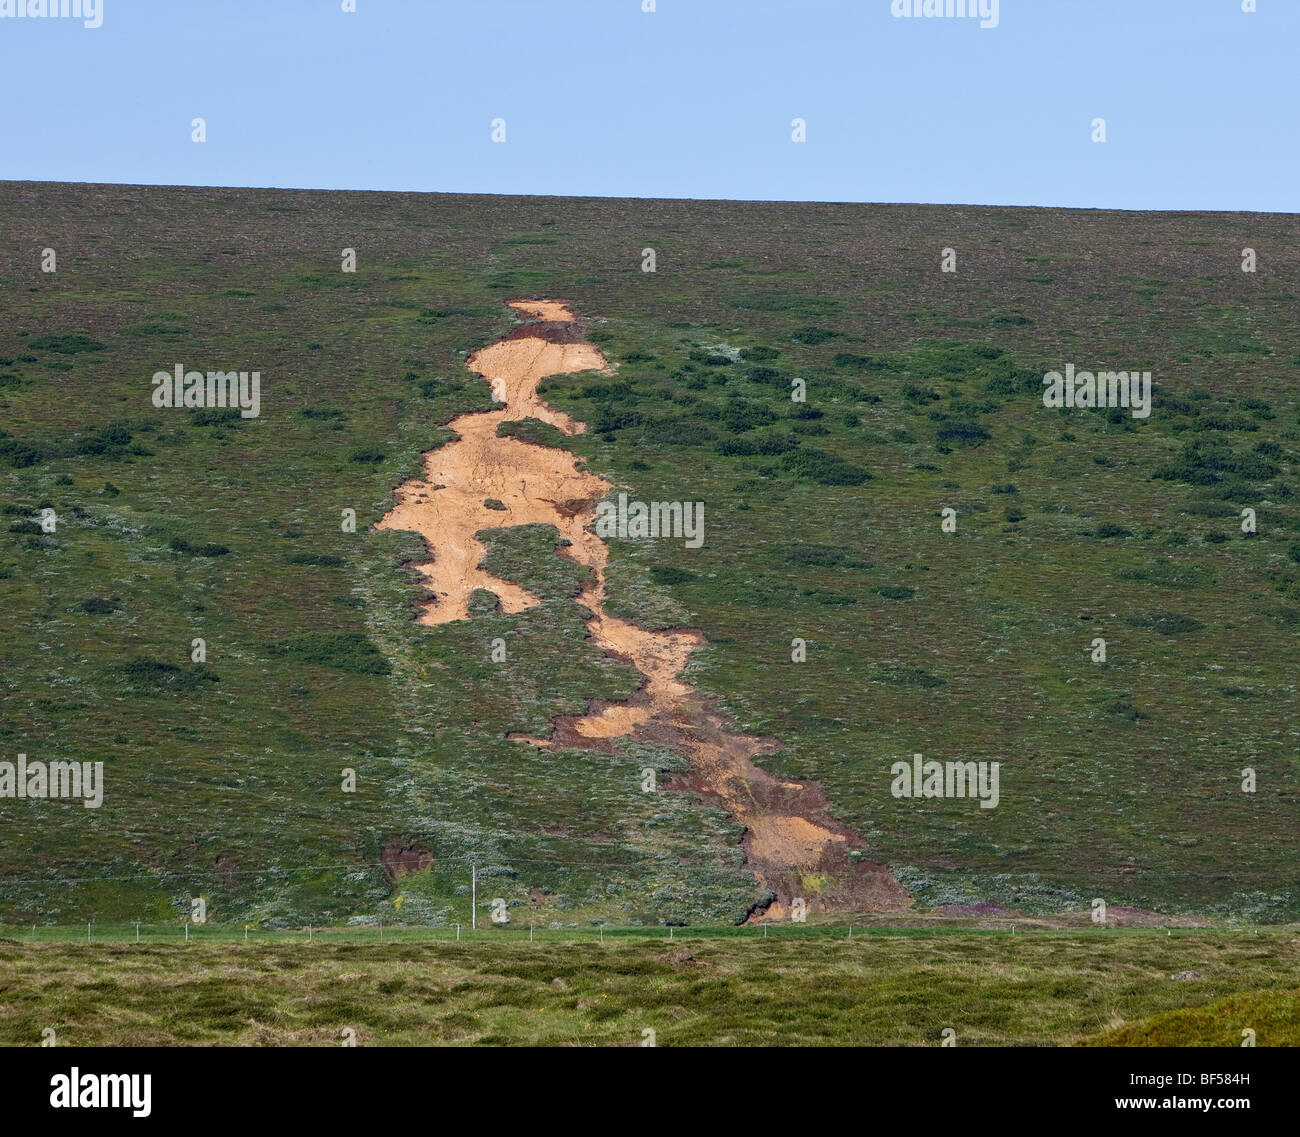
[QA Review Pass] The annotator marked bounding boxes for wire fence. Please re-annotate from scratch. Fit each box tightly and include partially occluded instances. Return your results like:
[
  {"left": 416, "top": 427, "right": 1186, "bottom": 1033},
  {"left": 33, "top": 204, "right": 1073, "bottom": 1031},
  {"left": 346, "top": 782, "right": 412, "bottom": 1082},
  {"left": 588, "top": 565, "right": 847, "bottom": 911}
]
[{"left": 2, "top": 919, "right": 1274, "bottom": 948}]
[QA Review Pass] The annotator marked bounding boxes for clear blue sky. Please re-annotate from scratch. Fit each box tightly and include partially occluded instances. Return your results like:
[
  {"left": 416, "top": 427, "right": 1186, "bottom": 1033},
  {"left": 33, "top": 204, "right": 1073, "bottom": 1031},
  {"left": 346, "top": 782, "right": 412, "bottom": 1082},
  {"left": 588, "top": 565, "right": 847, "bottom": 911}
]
[{"left": 2, "top": 0, "right": 1295, "bottom": 211}]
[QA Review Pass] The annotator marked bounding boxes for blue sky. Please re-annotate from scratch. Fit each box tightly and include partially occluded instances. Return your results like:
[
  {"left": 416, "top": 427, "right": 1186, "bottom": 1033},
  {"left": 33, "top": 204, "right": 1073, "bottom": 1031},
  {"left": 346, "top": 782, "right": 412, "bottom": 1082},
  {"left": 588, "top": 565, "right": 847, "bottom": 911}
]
[{"left": 1, "top": 0, "right": 1294, "bottom": 211}]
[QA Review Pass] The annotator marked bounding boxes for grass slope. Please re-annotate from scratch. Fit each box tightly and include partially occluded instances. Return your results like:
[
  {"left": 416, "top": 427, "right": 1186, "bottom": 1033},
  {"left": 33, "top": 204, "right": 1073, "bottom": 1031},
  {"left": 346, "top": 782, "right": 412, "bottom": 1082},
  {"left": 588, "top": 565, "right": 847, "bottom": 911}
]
[{"left": 0, "top": 183, "right": 1296, "bottom": 927}]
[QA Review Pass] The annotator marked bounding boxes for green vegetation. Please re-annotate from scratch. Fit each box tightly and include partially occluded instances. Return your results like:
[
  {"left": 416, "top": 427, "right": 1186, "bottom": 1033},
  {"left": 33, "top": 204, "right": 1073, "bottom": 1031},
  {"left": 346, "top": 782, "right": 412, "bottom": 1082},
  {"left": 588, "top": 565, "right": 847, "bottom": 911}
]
[
  {"left": 26, "top": 332, "right": 105, "bottom": 354},
  {"left": 497, "top": 417, "right": 574, "bottom": 450},
  {"left": 267, "top": 633, "right": 391, "bottom": 676},
  {"left": 0, "top": 927, "right": 1294, "bottom": 1046},
  {"left": 0, "top": 184, "right": 1295, "bottom": 934}
]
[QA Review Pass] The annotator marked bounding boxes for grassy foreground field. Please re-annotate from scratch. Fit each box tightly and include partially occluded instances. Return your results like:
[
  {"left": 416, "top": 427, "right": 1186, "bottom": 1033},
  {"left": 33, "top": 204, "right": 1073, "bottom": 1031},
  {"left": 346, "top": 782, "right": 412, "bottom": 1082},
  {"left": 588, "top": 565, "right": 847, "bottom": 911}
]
[{"left": 2, "top": 927, "right": 1295, "bottom": 1047}]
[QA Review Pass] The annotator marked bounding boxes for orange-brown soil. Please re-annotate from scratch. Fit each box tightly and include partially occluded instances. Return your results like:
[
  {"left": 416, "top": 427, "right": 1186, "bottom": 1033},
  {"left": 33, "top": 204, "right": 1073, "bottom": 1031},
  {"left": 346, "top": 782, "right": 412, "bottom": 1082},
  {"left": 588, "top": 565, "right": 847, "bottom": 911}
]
[{"left": 378, "top": 300, "right": 908, "bottom": 918}]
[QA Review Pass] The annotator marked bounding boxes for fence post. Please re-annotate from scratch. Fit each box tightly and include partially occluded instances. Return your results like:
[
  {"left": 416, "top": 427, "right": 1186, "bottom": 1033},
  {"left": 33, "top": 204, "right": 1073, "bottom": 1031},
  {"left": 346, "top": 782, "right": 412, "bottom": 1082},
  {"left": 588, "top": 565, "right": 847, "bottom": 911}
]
[
  {"left": 87, "top": 922, "right": 91, "bottom": 943},
  {"left": 136, "top": 923, "right": 140, "bottom": 944},
  {"left": 185, "top": 922, "right": 189, "bottom": 943}
]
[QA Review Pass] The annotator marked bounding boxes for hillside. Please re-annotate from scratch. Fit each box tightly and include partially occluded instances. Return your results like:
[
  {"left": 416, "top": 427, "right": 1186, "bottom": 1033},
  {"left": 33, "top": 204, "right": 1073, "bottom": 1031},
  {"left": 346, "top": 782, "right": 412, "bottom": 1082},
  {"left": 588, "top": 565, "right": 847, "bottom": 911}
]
[{"left": 0, "top": 182, "right": 1296, "bottom": 928}]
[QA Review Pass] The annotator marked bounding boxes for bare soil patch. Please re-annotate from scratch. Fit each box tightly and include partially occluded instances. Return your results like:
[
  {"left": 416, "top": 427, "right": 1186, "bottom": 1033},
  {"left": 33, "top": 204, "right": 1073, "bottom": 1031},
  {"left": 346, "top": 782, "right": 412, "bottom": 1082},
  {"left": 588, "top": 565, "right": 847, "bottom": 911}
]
[{"left": 379, "top": 300, "right": 909, "bottom": 916}]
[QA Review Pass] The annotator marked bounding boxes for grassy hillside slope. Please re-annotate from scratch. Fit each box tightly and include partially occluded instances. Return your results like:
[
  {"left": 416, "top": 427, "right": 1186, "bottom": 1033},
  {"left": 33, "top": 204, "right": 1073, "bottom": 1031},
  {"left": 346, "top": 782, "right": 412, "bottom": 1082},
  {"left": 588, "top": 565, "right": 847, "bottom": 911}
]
[{"left": 0, "top": 183, "right": 1296, "bottom": 926}]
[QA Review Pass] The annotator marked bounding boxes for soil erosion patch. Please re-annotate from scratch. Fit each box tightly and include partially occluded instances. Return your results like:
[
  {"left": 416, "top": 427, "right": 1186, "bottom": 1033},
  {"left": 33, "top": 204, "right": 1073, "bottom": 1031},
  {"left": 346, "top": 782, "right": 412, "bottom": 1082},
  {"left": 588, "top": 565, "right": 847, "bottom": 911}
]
[{"left": 378, "top": 300, "right": 908, "bottom": 917}]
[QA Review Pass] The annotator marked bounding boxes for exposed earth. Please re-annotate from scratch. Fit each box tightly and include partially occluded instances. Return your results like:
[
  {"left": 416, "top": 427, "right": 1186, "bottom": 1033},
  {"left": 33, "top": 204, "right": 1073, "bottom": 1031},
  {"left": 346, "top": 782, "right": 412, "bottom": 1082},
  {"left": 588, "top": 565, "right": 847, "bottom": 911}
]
[{"left": 377, "top": 301, "right": 909, "bottom": 918}]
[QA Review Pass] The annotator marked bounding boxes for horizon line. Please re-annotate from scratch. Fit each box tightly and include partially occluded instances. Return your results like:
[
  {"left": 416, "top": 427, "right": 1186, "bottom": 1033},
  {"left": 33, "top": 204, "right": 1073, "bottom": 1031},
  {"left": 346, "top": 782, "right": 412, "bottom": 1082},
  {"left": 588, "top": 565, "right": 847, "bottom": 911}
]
[{"left": 1, "top": 178, "right": 1293, "bottom": 218}]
